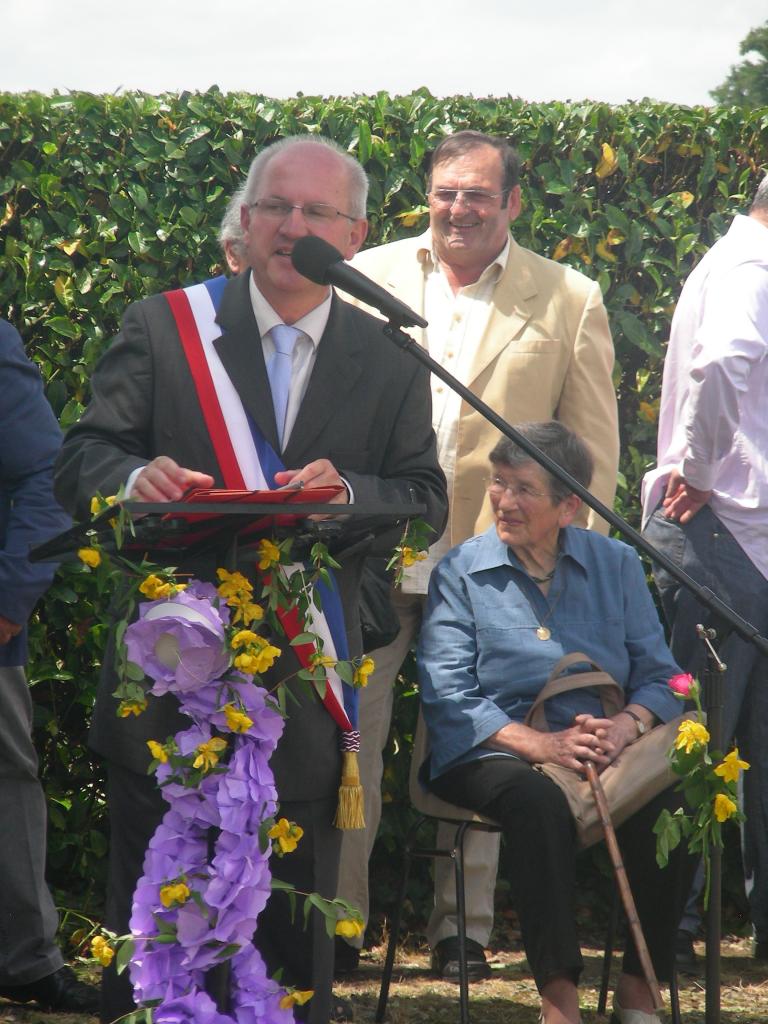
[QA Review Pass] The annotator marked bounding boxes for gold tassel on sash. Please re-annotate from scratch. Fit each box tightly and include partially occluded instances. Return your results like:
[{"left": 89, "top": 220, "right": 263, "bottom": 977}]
[{"left": 334, "top": 750, "right": 365, "bottom": 830}]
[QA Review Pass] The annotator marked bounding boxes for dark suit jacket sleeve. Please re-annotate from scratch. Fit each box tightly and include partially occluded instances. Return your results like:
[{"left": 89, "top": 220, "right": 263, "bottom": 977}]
[
  {"left": 0, "top": 321, "right": 71, "bottom": 653},
  {"left": 54, "top": 297, "right": 169, "bottom": 520},
  {"left": 340, "top": 356, "right": 447, "bottom": 544}
]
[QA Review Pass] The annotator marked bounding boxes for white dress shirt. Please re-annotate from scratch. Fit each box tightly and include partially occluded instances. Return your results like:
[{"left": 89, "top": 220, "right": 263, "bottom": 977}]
[
  {"left": 402, "top": 237, "right": 510, "bottom": 594},
  {"left": 641, "top": 214, "right": 768, "bottom": 579}
]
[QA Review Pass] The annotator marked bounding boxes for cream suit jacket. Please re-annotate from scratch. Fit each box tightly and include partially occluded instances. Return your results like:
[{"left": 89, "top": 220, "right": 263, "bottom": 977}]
[{"left": 349, "top": 229, "right": 620, "bottom": 542}]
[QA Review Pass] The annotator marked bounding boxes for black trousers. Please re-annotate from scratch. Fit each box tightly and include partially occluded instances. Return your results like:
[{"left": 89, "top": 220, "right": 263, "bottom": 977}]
[
  {"left": 101, "top": 763, "right": 339, "bottom": 1024},
  {"left": 430, "top": 755, "right": 696, "bottom": 993}
]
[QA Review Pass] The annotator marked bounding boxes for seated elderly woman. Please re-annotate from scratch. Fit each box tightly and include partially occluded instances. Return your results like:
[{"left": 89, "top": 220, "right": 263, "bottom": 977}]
[{"left": 417, "top": 422, "right": 694, "bottom": 1024}]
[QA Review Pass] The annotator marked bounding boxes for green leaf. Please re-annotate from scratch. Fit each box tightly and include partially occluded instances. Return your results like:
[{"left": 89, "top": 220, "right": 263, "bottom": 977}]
[
  {"left": 115, "top": 937, "right": 135, "bottom": 975},
  {"left": 290, "top": 632, "right": 317, "bottom": 646},
  {"left": 44, "top": 316, "right": 81, "bottom": 340}
]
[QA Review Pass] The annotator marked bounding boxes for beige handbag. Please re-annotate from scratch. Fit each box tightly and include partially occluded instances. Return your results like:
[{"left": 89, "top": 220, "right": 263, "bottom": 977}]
[{"left": 525, "top": 652, "right": 684, "bottom": 849}]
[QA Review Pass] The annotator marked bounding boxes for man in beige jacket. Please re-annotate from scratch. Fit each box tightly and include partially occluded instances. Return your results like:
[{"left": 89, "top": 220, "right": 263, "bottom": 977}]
[{"left": 335, "top": 130, "right": 620, "bottom": 981}]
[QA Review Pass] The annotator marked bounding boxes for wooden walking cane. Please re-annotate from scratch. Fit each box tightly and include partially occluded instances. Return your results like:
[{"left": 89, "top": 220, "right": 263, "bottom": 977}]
[{"left": 584, "top": 760, "right": 665, "bottom": 1013}]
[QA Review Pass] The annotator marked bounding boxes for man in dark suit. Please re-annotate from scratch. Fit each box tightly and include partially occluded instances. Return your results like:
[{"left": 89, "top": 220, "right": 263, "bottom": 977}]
[
  {"left": 0, "top": 320, "right": 98, "bottom": 1013},
  {"left": 54, "top": 137, "right": 447, "bottom": 1024}
]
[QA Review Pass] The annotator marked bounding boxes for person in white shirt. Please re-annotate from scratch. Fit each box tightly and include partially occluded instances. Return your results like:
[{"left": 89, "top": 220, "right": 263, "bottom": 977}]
[
  {"left": 335, "top": 130, "right": 620, "bottom": 982},
  {"left": 642, "top": 174, "right": 768, "bottom": 969}
]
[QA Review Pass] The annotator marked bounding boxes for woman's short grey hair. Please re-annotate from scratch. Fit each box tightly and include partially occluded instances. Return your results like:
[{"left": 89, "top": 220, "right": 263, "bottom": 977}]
[
  {"left": 242, "top": 136, "right": 369, "bottom": 220},
  {"left": 750, "top": 175, "right": 768, "bottom": 215},
  {"left": 489, "top": 421, "right": 594, "bottom": 504},
  {"left": 218, "top": 183, "right": 247, "bottom": 258}
]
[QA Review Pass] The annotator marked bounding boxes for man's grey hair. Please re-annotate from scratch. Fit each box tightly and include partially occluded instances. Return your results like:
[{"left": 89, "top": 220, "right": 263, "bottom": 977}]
[
  {"left": 489, "top": 421, "right": 594, "bottom": 505},
  {"left": 750, "top": 175, "right": 768, "bottom": 215},
  {"left": 242, "top": 136, "right": 369, "bottom": 219},
  {"left": 218, "top": 183, "right": 247, "bottom": 260}
]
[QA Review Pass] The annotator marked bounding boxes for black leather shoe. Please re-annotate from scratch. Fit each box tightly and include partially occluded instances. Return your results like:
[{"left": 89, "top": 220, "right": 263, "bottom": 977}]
[
  {"left": 0, "top": 965, "right": 100, "bottom": 1013},
  {"left": 331, "top": 993, "right": 355, "bottom": 1021},
  {"left": 675, "top": 929, "right": 700, "bottom": 976},
  {"left": 431, "top": 936, "right": 492, "bottom": 982}
]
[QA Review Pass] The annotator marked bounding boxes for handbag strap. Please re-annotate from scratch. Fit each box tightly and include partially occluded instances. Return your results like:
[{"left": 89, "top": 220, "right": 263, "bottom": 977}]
[{"left": 525, "top": 652, "right": 626, "bottom": 732}]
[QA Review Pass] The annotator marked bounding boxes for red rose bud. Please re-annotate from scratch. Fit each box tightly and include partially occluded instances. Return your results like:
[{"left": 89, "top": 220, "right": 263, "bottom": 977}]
[{"left": 668, "top": 673, "right": 696, "bottom": 698}]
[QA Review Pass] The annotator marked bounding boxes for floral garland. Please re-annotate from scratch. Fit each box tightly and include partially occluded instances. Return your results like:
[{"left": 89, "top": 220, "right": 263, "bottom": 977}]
[
  {"left": 77, "top": 496, "right": 422, "bottom": 1021},
  {"left": 655, "top": 673, "right": 750, "bottom": 907}
]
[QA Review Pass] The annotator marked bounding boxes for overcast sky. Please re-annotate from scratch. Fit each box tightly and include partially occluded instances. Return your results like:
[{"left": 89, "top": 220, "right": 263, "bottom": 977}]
[{"left": 3, "top": 1, "right": 765, "bottom": 106}]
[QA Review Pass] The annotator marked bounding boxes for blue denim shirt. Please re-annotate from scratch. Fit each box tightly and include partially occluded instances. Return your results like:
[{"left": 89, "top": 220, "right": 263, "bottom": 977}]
[{"left": 417, "top": 525, "right": 681, "bottom": 779}]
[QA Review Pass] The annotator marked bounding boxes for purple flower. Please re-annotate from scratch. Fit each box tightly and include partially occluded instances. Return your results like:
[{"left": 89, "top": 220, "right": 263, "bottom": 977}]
[
  {"left": 125, "top": 597, "right": 230, "bottom": 694},
  {"left": 153, "top": 992, "right": 231, "bottom": 1024}
]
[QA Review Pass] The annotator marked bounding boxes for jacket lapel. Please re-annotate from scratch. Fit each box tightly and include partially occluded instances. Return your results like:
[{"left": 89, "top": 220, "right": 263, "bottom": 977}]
[
  {"left": 284, "top": 296, "right": 365, "bottom": 467},
  {"left": 212, "top": 272, "right": 282, "bottom": 453},
  {"left": 465, "top": 237, "right": 536, "bottom": 387}
]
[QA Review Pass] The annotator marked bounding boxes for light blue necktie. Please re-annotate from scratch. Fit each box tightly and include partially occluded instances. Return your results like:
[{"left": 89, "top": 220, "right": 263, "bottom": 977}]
[{"left": 267, "top": 324, "right": 300, "bottom": 448}]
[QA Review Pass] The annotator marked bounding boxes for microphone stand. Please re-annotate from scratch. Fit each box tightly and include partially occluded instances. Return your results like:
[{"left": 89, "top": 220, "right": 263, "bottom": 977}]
[{"left": 376, "top": 315, "right": 768, "bottom": 1024}]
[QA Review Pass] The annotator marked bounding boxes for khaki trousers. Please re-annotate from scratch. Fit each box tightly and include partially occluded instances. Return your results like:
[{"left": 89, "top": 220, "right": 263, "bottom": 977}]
[{"left": 336, "top": 590, "right": 500, "bottom": 949}]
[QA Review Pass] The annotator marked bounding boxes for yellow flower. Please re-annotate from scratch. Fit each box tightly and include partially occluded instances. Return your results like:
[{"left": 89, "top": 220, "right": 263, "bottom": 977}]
[
  {"left": 139, "top": 574, "right": 173, "bottom": 600},
  {"left": 674, "top": 719, "right": 710, "bottom": 754},
  {"left": 192, "top": 737, "right": 227, "bottom": 771},
  {"left": 223, "top": 703, "right": 254, "bottom": 734},
  {"left": 279, "top": 990, "right": 314, "bottom": 1009},
  {"left": 90, "top": 935, "right": 115, "bottom": 967},
  {"left": 400, "top": 545, "right": 427, "bottom": 567},
  {"left": 231, "top": 629, "right": 260, "bottom": 649},
  {"left": 159, "top": 882, "right": 191, "bottom": 908},
  {"left": 90, "top": 495, "right": 117, "bottom": 515},
  {"left": 353, "top": 656, "right": 375, "bottom": 688},
  {"left": 714, "top": 748, "right": 750, "bottom": 784},
  {"left": 77, "top": 547, "right": 102, "bottom": 568},
  {"left": 147, "top": 740, "right": 168, "bottom": 763},
  {"left": 713, "top": 792, "right": 738, "bottom": 823},
  {"left": 233, "top": 652, "right": 260, "bottom": 675},
  {"left": 257, "top": 538, "right": 282, "bottom": 571},
  {"left": 268, "top": 817, "right": 304, "bottom": 854},
  {"left": 234, "top": 639, "right": 281, "bottom": 675},
  {"left": 310, "top": 653, "right": 337, "bottom": 670},
  {"left": 216, "top": 568, "right": 253, "bottom": 599},
  {"left": 117, "top": 699, "right": 147, "bottom": 718},
  {"left": 229, "top": 597, "right": 264, "bottom": 626},
  {"left": 335, "top": 916, "right": 365, "bottom": 939}
]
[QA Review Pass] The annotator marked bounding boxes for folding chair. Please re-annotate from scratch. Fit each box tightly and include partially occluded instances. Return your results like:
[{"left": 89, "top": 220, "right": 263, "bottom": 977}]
[
  {"left": 375, "top": 711, "right": 501, "bottom": 1024},
  {"left": 375, "top": 711, "right": 681, "bottom": 1024}
]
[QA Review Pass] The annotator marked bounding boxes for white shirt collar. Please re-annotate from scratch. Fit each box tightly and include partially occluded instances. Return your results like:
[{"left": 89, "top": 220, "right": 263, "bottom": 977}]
[
  {"left": 247, "top": 271, "right": 332, "bottom": 347},
  {"left": 416, "top": 230, "right": 511, "bottom": 282}
]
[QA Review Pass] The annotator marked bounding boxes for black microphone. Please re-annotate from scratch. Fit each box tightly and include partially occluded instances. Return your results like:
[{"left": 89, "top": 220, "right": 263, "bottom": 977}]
[{"left": 290, "top": 236, "right": 428, "bottom": 329}]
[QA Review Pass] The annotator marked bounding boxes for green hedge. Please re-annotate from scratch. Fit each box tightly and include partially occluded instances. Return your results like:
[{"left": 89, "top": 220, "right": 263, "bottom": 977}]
[{"left": 1, "top": 89, "right": 766, "bottom": 928}]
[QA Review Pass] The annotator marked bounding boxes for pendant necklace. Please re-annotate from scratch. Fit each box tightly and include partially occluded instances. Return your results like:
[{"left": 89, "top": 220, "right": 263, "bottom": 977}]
[{"left": 533, "top": 579, "right": 565, "bottom": 641}]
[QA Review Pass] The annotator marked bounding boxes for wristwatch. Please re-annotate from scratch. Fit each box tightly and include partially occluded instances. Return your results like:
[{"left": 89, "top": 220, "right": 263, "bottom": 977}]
[{"left": 623, "top": 708, "right": 647, "bottom": 739}]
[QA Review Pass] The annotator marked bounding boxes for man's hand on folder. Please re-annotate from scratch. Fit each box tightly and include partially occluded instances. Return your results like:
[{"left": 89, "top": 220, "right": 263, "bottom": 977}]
[
  {"left": 274, "top": 459, "right": 349, "bottom": 519},
  {"left": 131, "top": 456, "right": 215, "bottom": 503}
]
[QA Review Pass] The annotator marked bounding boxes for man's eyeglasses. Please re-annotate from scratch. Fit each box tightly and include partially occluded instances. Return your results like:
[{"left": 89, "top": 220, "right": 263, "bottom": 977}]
[
  {"left": 486, "top": 477, "right": 551, "bottom": 502},
  {"left": 249, "top": 199, "right": 357, "bottom": 224},
  {"left": 428, "top": 189, "right": 506, "bottom": 210}
]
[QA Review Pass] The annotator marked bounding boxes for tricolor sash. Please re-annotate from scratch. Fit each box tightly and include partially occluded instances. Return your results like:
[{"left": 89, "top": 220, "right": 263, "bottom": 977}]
[{"left": 164, "top": 279, "right": 362, "bottom": 769}]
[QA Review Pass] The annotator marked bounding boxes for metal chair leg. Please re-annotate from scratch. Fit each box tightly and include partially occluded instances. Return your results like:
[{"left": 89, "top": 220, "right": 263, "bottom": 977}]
[
  {"left": 669, "top": 965, "right": 681, "bottom": 1024},
  {"left": 454, "top": 821, "right": 472, "bottom": 1024},
  {"left": 375, "top": 816, "right": 423, "bottom": 1022}
]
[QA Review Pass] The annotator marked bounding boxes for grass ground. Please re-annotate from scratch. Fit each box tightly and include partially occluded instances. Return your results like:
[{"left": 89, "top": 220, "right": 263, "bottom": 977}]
[
  {"left": 1, "top": 935, "right": 766, "bottom": 1023},
  {"left": 334, "top": 934, "right": 768, "bottom": 1023}
]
